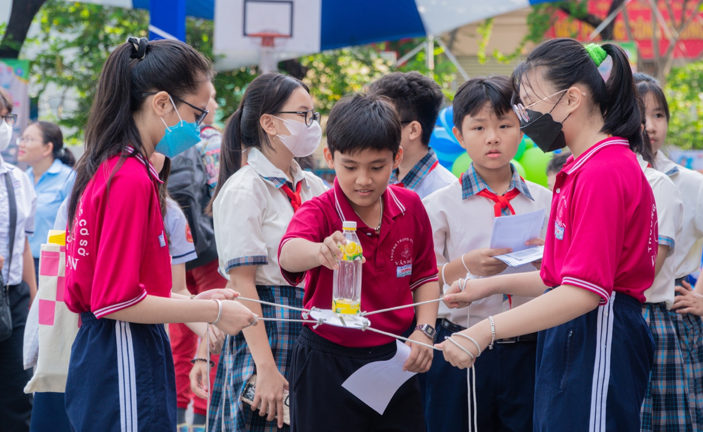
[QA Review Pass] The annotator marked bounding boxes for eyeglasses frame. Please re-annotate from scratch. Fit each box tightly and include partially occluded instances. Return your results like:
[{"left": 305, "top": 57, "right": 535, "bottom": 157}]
[
  {"left": 275, "top": 109, "right": 321, "bottom": 127},
  {"left": 141, "top": 92, "right": 209, "bottom": 126}
]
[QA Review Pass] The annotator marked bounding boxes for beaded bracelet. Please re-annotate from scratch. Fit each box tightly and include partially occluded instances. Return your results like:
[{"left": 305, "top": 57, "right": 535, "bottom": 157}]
[{"left": 190, "top": 358, "right": 215, "bottom": 367}]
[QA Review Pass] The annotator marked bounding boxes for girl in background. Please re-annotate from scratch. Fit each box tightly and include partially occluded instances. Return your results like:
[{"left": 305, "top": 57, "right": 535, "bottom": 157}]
[
  {"left": 194, "top": 73, "right": 326, "bottom": 431},
  {"left": 637, "top": 73, "right": 703, "bottom": 431}
]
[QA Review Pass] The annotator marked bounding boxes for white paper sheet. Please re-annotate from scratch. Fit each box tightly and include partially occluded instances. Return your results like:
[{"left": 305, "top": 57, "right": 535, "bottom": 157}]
[
  {"left": 341, "top": 341, "right": 417, "bottom": 415},
  {"left": 490, "top": 208, "right": 545, "bottom": 251},
  {"left": 494, "top": 245, "right": 544, "bottom": 266}
]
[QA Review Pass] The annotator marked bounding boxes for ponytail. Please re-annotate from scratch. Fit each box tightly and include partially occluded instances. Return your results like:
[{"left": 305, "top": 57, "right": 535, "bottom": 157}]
[
  {"left": 58, "top": 147, "right": 76, "bottom": 167},
  {"left": 600, "top": 43, "right": 643, "bottom": 154},
  {"left": 512, "top": 38, "right": 643, "bottom": 153},
  {"left": 67, "top": 38, "right": 212, "bottom": 227},
  {"left": 206, "top": 73, "right": 309, "bottom": 215}
]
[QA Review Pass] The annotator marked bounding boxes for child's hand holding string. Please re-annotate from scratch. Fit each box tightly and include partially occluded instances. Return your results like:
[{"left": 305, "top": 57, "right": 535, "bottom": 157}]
[
  {"left": 215, "top": 300, "right": 259, "bottom": 335},
  {"left": 403, "top": 331, "right": 434, "bottom": 373},
  {"left": 436, "top": 320, "right": 491, "bottom": 370},
  {"left": 672, "top": 280, "right": 703, "bottom": 316},
  {"left": 194, "top": 288, "right": 239, "bottom": 301},
  {"left": 443, "top": 277, "right": 494, "bottom": 309}
]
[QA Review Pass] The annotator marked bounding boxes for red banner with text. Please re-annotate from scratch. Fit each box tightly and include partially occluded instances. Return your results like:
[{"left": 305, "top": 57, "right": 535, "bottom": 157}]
[{"left": 546, "top": 0, "right": 703, "bottom": 59}]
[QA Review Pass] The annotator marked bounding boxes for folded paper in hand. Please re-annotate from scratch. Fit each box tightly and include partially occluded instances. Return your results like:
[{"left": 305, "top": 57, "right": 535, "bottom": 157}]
[{"left": 490, "top": 209, "right": 545, "bottom": 267}]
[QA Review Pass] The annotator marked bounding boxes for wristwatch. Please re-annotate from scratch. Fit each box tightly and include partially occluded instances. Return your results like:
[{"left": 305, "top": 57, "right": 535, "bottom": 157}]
[{"left": 415, "top": 323, "right": 436, "bottom": 341}]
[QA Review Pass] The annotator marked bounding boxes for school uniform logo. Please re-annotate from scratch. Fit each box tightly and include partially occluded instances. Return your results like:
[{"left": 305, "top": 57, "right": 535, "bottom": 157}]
[
  {"left": 158, "top": 231, "right": 166, "bottom": 247},
  {"left": 391, "top": 238, "right": 413, "bottom": 277},
  {"left": 555, "top": 195, "right": 568, "bottom": 241}
]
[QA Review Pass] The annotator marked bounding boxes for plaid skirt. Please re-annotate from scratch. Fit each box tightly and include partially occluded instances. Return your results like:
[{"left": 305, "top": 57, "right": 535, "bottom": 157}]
[
  {"left": 208, "top": 285, "right": 304, "bottom": 432},
  {"left": 641, "top": 302, "right": 693, "bottom": 432},
  {"left": 668, "top": 291, "right": 703, "bottom": 431}
]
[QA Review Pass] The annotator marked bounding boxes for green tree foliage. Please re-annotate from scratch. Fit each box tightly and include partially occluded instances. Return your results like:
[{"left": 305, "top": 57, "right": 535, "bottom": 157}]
[
  {"left": 664, "top": 62, "right": 703, "bottom": 149},
  {"left": 300, "top": 38, "right": 456, "bottom": 115},
  {"left": 29, "top": 0, "right": 149, "bottom": 139},
  {"left": 24, "top": 1, "right": 458, "bottom": 140}
]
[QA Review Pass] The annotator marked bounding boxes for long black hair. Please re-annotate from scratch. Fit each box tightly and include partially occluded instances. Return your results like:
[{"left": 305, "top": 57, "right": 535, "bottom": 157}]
[
  {"left": 32, "top": 121, "right": 75, "bottom": 167},
  {"left": 634, "top": 73, "right": 670, "bottom": 122},
  {"left": 67, "top": 38, "right": 212, "bottom": 227},
  {"left": 512, "top": 38, "right": 643, "bottom": 155},
  {"left": 207, "top": 73, "right": 308, "bottom": 213}
]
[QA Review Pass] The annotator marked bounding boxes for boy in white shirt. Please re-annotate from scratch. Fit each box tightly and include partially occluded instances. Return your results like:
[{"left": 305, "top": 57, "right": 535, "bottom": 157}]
[
  {"left": 369, "top": 72, "right": 456, "bottom": 199},
  {"left": 422, "top": 76, "right": 552, "bottom": 432}
]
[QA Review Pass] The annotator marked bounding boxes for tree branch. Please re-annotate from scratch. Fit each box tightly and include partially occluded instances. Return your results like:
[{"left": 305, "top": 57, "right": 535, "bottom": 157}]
[{"left": 0, "top": 0, "right": 47, "bottom": 59}]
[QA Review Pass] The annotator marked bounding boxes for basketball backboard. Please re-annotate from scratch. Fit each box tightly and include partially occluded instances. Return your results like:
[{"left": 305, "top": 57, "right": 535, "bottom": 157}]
[{"left": 214, "top": 0, "right": 320, "bottom": 71}]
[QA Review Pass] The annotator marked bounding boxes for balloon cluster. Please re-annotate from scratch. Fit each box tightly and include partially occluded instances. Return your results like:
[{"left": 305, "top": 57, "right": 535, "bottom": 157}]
[{"left": 428, "top": 107, "right": 554, "bottom": 187}]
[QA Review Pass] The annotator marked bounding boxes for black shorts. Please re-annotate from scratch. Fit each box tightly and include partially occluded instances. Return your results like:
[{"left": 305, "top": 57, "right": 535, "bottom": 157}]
[{"left": 290, "top": 327, "right": 425, "bottom": 432}]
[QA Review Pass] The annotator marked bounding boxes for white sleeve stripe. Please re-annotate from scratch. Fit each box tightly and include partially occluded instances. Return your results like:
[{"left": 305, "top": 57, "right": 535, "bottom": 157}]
[
  {"left": 562, "top": 277, "right": 610, "bottom": 301},
  {"left": 94, "top": 291, "right": 148, "bottom": 318},
  {"left": 410, "top": 275, "right": 439, "bottom": 290}
]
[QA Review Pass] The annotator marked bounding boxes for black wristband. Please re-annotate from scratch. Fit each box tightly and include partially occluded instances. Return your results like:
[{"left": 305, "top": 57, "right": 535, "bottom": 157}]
[{"left": 190, "top": 358, "right": 215, "bottom": 367}]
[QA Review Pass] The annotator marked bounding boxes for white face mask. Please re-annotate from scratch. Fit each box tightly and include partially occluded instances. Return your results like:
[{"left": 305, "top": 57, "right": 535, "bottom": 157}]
[
  {"left": 0, "top": 120, "right": 12, "bottom": 152},
  {"left": 273, "top": 116, "right": 321, "bottom": 158}
]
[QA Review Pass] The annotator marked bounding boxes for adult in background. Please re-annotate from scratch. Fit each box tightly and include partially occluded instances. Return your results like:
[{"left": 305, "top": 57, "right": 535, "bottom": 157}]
[
  {"left": 0, "top": 87, "right": 37, "bottom": 432},
  {"left": 17, "top": 122, "right": 75, "bottom": 279},
  {"left": 168, "top": 80, "right": 227, "bottom": 426}
]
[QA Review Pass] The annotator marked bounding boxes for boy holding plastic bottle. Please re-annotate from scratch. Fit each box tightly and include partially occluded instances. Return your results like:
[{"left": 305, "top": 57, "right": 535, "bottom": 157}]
[{"left": 278, "top": 93, "right": 439, "bottom": 432}]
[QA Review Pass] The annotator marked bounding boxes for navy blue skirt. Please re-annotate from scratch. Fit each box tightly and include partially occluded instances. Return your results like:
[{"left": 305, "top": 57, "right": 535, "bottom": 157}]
[
  {"left": 534, "top": 292, "right": 654, "bottom": 432},
  {"left": 65, "top": 312, "right": 176, "bottom": 432}
]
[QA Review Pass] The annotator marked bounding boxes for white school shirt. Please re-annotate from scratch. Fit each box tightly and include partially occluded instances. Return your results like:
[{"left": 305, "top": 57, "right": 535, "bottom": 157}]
[
  {"left": 164, "top": 198, "right": 197, "bottom": 265},
  {"left": 213, "top": 148, "right": 327, "bottom": 286},
  {"left": 423, "top": 163, "right": 552, "bottom": 327},
  {"left": 0, "top": 155, "right": 37, "bottom": 285},
  {"left": 655, "top": 151, "right": 703, "bottom": 279},
  {"left": 638, "top": 155, "right": 684, "bottom": 308}
]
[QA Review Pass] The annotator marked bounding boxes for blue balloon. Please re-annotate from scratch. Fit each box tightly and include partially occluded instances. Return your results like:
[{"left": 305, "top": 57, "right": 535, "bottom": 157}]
[
  {"left": 430, "top": 127, "right": 464, "bottom": 156},
  {"left": 439, "top": 106, "right": 455, "bottom": 133}
]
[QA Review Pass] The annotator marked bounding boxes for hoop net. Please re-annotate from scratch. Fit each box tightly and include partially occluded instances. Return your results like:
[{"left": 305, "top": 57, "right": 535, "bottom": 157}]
[{"left": 248, "top": 32, "right": 290, "bottom": 74}]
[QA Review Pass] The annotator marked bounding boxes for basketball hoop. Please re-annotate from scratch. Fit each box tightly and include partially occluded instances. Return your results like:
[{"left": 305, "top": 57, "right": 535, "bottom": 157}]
[{"left": 248, "top": 32, "right": 290, "bottom": 74}]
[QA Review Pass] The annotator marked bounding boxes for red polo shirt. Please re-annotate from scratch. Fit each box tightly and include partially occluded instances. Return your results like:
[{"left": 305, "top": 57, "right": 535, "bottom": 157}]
[
  {"left": 279, "top": 180, "right": 438, "bottom": 347},
  {"left": 540, "top": 137, "right": 657, "bottom": 304},
  {"left": 65, "top": 151, "right": 172, "bottom": 319}
]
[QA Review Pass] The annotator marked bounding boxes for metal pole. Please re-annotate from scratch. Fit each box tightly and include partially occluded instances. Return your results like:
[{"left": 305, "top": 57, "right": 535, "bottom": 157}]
[
  {"left": 427, "top": 35, "right": 435, "bottom": 77},
  {"left": 435, "top": 37, "right": 470, "bottom": 81}
]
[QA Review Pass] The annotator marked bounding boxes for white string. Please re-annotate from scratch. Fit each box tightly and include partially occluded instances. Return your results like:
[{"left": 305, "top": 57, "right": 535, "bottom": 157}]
[
  {"left": 466, "top": 291, "right": 478, "bottom": 432},
  {"left": 205, "top": 324, "right": 210, "bottom": 432},
  {"left": 257, "top": 318, "right": 320, "bottom": 324},
  {"left": 360, "top": 298, "right": 444, "bottom": 317},
  {"left": 363, "top": 326, "right": 442, "bottom": 351},
  {"left": 237, "top": 296, "right": 313, "bottom": 314}
]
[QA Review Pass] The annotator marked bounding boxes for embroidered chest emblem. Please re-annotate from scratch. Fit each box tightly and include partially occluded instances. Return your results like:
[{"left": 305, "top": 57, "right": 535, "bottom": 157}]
[
  {"left": 555, "top": 194, "right": 568, "bottom": 241},
  {"left": 159, "top": 231, "right": 166, "bottom": 247}
]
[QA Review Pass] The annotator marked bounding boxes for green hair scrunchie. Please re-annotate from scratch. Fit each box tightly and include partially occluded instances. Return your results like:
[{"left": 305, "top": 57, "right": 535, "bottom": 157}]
[{"left": 585, "top": 43, "right": 607, "bottom": 67}]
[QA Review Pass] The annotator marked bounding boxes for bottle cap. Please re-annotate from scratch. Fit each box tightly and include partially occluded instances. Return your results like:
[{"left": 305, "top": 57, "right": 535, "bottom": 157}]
[{"left": 343, "top": 221, "right": 357, "bottom": 230}]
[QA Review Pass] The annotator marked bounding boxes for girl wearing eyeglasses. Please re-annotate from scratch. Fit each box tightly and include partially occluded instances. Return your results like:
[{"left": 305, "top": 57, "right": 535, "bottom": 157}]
[
  {"left": 438, "top": 39, "right": 657, "bottom": 432},
  {"left": 190, "top": 73, "right": 326, "bottom": 432},
  {"left": 62, "top": 38, "right": 257, "bottom": 432}
]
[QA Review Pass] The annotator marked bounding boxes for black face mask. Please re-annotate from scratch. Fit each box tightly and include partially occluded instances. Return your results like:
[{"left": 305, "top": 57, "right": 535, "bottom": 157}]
[{"left": 518, "top": 93, "right": 570, "bottom": 153}]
